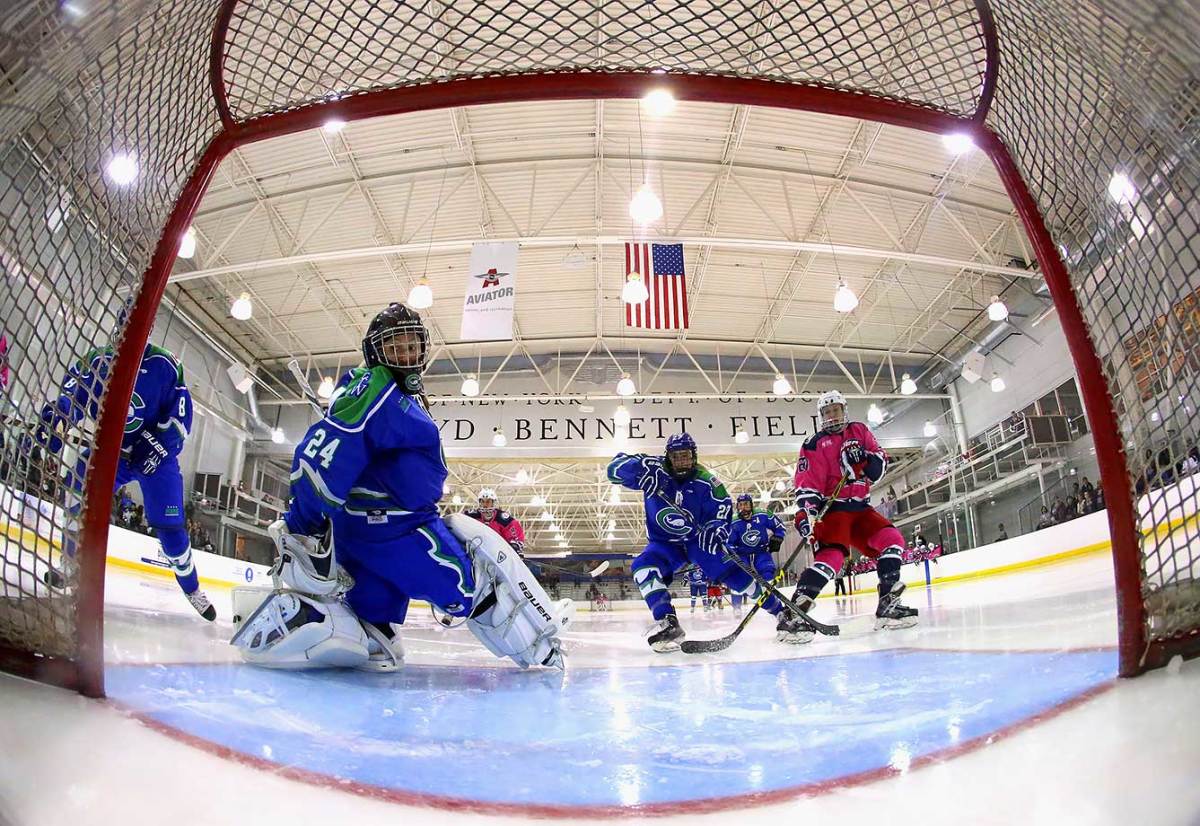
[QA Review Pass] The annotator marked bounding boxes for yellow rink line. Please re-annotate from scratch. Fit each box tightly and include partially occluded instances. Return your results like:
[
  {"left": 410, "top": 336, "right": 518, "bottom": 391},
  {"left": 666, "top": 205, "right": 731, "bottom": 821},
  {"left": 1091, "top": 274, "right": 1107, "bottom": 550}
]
[{"left": 838, "top": 510, "right": 1199, "bottom": 598}]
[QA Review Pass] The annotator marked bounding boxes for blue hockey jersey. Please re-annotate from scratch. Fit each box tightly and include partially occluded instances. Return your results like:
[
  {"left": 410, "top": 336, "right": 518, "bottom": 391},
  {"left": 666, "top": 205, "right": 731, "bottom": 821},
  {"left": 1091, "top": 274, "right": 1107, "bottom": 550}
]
[
  {"left": 285, "top": 365, "right": 448, "bottom": 537},
  {"left": 685, "top": 566, "right": 707, "bottom": 586},
  {"left": 606, "top": 452, "right": 731, "bottom": 544},
  {"left": 728, "top": 510, "right": 786, "bottom": 558},
  {"left": 47, "top": 343, "right": 192, "bottom": 457}
]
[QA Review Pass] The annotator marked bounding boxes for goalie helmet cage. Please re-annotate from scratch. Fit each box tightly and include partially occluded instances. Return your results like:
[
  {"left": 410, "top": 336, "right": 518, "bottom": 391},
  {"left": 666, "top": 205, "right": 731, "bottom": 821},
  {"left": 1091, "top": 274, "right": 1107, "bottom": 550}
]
[{"left": 0, "top": 0, "right": 1196, "bottom": 697}]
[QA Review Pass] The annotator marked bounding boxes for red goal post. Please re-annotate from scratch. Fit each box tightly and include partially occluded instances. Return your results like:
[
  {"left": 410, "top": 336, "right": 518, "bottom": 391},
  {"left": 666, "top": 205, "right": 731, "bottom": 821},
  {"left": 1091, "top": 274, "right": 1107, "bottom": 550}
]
[{"left": 0, "top": 0, "right": 1195, "bottom": 696}]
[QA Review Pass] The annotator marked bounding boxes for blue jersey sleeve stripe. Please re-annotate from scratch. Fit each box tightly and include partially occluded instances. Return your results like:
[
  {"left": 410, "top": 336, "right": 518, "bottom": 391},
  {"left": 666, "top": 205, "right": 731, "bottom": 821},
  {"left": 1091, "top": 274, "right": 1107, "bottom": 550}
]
[{"left": 290, "top": 459, "right": 347, "bottom": 508}]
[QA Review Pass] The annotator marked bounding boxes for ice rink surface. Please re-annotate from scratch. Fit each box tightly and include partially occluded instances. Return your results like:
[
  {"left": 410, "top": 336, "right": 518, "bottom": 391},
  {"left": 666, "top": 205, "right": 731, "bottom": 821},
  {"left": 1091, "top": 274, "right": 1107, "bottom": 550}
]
[{"left": 3, "top": 546, "right": 1199, "bottom": 825}]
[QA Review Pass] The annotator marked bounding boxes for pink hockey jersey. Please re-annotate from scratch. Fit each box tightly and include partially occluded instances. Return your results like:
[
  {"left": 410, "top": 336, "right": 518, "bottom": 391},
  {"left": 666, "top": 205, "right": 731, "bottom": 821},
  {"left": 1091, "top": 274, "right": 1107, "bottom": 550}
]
[
  {"left": 464, "top": 508, "right": 526, "bottom": 551},
  {"left": 793, "top": 421, "right": 888, "bottom": 512}
]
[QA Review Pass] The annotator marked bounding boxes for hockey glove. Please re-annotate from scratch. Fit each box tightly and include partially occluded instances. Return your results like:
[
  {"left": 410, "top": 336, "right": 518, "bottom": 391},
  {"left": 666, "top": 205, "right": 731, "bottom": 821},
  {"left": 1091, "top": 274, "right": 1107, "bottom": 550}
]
[
  {"left": 794, "top": 505, "right": 818, "bottom": 539},
  {"left": 840, "top": 439, "right": 867, "bottom": 480},
  {"left": 637, "top": 456, "right": 672, "bottom": 499},
  {"left": 508, "top": 539, "right": 525, "bottom": 556},
  {"left": 127, "top": 429, "right": 170, "bottom": 476},
  {"left": 698, "top": 520, "right": 730, "bottom": 556},
  {"left": 33, "top": 403, "right": 67, "bottom": 454}
]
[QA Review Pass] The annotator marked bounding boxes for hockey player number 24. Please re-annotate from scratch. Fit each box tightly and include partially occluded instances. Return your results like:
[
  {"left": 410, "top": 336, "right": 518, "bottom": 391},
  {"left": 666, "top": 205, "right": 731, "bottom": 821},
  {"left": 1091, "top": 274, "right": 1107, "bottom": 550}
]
[{"left": 302, "top": 429, "right": 340, "bottom": 469}]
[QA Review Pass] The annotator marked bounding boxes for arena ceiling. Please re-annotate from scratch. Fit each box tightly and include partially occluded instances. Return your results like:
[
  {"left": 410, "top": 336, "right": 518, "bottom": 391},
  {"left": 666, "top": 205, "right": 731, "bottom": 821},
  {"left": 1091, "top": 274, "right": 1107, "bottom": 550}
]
[
  {"left": 167, "top": 96, "right": 1041, "bottom": 555},
  {"left": 167, "top": 97, "right": 1041, "bottom": 396}
]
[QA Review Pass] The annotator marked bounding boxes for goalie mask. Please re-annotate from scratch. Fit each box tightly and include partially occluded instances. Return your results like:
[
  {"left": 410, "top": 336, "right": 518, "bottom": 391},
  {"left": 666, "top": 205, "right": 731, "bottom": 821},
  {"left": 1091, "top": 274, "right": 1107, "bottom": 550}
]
[
  {"left": 362, "top": 302, "right": 428, "bottom": 394},
  {"left": 817, "top": 390, "right": 848, "bottom": 434},
  {"left": 664, "top": 432, "right": 698, "bottom": 481}
]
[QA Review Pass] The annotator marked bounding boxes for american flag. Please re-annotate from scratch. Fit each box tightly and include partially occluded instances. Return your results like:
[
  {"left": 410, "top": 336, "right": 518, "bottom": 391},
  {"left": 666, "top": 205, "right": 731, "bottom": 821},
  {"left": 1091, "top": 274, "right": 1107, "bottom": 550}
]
[{"left": 625, "top": 242, "right": 689, "bottom": 330}]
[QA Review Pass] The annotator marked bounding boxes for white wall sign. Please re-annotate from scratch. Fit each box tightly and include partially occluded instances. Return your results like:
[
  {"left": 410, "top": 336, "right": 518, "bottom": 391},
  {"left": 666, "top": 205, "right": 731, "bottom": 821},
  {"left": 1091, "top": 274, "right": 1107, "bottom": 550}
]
[
  {"left": 460, "top": 241, "right": 518, "bottom": 341},
  {"left": 430, "top": 394, "right": 940, "bottom": 458}
]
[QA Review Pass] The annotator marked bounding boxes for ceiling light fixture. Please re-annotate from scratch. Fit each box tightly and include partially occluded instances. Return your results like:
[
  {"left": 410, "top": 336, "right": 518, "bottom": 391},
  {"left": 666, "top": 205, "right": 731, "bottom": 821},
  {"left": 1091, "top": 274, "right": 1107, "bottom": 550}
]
[
  {"left": 833, "top": 281, "right": 859, "bottom": 313},
  {"left": 407, "top": 277, "right": 433, "bottom": 310},
  {"left": 230, "top": 293, "right": 253, "bottom": 321}
]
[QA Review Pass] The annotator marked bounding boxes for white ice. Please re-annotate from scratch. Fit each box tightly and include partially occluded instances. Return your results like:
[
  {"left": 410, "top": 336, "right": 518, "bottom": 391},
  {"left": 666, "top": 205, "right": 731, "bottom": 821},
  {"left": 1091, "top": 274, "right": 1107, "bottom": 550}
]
[{"left": 2, "top": 547, "right": 1199, "bottom": 825}]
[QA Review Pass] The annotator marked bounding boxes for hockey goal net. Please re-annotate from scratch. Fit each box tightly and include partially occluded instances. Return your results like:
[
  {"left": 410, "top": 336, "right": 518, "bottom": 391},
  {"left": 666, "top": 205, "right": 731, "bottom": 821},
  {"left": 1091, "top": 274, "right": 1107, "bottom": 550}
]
[{"left": 0, "top": 0, "right": 1196, "bottom": 694}]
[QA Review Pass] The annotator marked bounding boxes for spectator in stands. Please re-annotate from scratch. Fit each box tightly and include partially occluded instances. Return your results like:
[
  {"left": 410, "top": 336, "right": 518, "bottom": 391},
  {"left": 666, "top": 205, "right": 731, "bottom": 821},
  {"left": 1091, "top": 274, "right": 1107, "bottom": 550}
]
[
  {"left": 1006, "top": 410, "right": 1025, "bottom": 435},
  {"left": 911, "top": 524, "right": 927, "bottom": 547},
  {"left": 1156, "top": 447, "right": 1177, "bottom": 488},
  {"left": 997, "top": 523, "right": 1009, "bottom": 541},
  {"left": 1036, "top": 506, "right": 1053, "bottom": 530},
  {"left": 189, "top": 520, "right": 214, "bottom": 554},
  {"left": 1135, "top": 448, "right": 1158, "bottom": 495},
  {"left": 1080, "top": 477, "right": 1095, "bottom": 502},
  {"left": 1051, "top": 497, "right": 1066, "bottom": 524}
]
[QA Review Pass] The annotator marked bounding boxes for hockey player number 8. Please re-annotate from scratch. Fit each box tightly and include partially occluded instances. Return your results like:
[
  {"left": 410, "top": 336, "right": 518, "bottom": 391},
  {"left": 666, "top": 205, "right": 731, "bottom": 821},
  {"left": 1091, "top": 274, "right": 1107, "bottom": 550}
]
[{"left": 302, "top": 429, "right": 341, "bottom": 469}]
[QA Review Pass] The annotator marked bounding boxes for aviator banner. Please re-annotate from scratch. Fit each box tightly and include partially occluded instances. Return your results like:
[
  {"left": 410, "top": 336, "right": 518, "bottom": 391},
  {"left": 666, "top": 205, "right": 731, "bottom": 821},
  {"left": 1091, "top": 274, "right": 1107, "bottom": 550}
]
[{"left": 460, "top": 241, "right": 518, "bottom": 341}]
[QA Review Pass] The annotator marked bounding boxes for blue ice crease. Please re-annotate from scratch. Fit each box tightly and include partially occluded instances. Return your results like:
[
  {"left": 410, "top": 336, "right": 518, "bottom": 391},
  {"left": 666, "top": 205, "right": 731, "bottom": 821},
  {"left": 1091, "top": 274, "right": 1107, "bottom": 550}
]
[{"left": 106, "top": 648, "right": 1115, "bottom": 807}]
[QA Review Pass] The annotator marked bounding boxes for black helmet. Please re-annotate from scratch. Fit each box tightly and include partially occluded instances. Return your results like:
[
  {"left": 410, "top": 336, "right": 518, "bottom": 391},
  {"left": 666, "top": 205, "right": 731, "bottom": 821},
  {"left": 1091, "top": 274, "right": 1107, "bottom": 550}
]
[{"left": 362, "top": 302, "right": 428, "bottom": 393}]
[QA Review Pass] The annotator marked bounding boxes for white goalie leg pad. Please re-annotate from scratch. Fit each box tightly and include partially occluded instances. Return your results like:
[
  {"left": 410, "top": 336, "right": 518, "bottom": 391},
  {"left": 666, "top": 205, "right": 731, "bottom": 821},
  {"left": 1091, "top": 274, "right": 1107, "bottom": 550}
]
[
  {"left": 444, "top": 512, "right": 574, "bottom": 670},
  {"left": 231, "top": 590, "right": 372, "bottom": 670}
]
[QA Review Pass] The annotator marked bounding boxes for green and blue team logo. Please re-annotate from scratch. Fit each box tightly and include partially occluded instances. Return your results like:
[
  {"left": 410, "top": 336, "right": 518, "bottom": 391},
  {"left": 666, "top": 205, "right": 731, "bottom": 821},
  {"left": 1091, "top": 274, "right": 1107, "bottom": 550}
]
[
  {"left": 125, "top": 391, "right": 146, "bottom": 433},
  {"left": 655, "top": 507, "right": 690, "bottom": 536},
  {"left": 742, "top": 528, "right": 763, "bottom": 547}
]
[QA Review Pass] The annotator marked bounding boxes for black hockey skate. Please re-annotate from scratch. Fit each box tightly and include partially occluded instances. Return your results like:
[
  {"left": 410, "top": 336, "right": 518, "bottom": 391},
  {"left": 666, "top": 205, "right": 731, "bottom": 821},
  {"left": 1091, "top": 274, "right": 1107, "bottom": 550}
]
[
  {"left": 646, "top": 613, "right": 685, "bottom": 652},
  {"left": 875, "top": 582, "right": 918, "bottom": 630},
  {"left": 775, "top": 608, "right": 815, "bottom": 645}
]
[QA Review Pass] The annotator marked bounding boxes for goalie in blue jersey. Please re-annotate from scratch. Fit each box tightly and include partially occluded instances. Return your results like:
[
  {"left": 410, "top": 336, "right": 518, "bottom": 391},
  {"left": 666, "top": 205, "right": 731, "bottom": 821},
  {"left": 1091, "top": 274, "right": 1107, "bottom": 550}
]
[
  {"left": 35, "top": 339, "right": 214, "bottom": 620},
  {"left": 232, "top": 303, "right": 572, "bottom": 671},
  {"left": 607, "top": 433, "right": 808, "bottom": 651}
]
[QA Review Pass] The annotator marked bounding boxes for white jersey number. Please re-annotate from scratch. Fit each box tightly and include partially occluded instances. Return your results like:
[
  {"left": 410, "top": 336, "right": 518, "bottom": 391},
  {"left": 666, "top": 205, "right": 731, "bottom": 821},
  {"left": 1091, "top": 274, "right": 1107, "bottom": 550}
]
[{"left": 302, "top": 428, "right": 341, "bottom": 469}]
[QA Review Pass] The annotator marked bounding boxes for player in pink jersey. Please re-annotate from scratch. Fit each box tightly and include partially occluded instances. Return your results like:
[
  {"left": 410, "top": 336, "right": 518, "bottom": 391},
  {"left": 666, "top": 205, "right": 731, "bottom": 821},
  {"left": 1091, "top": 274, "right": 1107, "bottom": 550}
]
[
  {"left": 789, "top": 391, "right": 918, "bottom": 642},
  {"left": 464, "top": 488, "right": 527, "bottom": 556}
]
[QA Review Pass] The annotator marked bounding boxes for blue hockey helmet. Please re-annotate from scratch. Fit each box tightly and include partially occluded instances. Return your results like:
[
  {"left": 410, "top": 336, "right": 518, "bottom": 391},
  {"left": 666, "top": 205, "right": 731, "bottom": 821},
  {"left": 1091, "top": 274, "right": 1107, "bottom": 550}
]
[
  {"left": 736, "top": 492, "right": 754, "bottom": 518},
  {"left": 664, "top": 432, "right": 697, "bottom": 480}
]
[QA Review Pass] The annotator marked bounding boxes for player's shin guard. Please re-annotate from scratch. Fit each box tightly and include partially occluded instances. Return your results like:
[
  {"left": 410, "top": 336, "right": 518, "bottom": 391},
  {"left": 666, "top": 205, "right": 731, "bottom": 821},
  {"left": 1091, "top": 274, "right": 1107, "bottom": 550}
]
[
  {"left": 158, "top": 526, "right": 200, "bottom": 593},
  {"left": 633, "top": 565, "right": 674, "bottom": 621},
  {"left": 793, "top": 551, "right": 841, "bottom": 605},
  {"left": 874, "top": 546, "right": 918, "bottom": 629},
  {"left": 159, "top": 526, "right": 215, "bottom": 621}
]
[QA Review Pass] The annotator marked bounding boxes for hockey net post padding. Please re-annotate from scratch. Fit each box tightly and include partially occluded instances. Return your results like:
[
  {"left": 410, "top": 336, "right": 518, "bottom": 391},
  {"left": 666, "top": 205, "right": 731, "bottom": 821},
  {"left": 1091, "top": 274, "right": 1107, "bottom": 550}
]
[{"left": 0, "top": 0, "right": 1197, "bottom": 695}]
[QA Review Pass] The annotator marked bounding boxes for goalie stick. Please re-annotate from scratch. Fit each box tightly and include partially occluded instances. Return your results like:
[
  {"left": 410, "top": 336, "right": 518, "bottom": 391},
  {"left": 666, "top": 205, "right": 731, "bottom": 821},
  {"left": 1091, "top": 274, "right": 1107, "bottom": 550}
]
[
  {"left": 679, "top": 473, "right": 850, "bottom": 654},
  {"left": 285, "top": 358, "right": 327, "bottom": 417}
]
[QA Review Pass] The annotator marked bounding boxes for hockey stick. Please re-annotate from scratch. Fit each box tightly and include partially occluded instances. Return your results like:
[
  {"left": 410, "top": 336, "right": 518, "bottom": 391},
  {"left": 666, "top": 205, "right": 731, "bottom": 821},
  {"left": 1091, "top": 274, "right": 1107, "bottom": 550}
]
[
  {"left": 679, "top": 473, "right": 849, "bottom": 654},
  {"left": 285, "top": 358, "right": 326, "bottom": 417},
  {"left": 719, "top": 551, "right": 840, "bottom": 636}
]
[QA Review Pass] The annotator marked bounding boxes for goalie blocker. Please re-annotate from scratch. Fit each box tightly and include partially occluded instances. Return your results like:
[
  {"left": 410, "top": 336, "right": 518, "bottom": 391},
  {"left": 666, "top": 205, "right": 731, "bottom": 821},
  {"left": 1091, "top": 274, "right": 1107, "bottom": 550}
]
[{"left": 231, "top": 514, "right": 573, "bottom": 670}]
